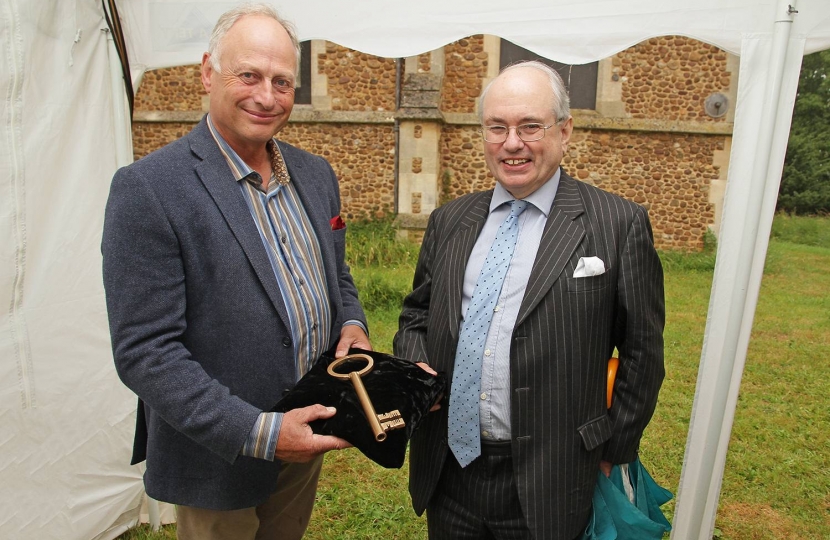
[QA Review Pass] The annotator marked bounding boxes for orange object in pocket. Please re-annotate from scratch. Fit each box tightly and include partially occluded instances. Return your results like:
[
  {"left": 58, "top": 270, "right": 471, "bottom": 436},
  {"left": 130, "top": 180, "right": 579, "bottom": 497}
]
[{"left": 607, "top": 357, "right": 619, "bottom": 409}]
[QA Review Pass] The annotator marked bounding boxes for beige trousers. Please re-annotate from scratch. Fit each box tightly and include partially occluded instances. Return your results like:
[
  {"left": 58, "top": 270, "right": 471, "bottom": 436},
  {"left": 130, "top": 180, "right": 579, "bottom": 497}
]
[{"left": 176, "top": 455, "right": 324, "bottom": 540}]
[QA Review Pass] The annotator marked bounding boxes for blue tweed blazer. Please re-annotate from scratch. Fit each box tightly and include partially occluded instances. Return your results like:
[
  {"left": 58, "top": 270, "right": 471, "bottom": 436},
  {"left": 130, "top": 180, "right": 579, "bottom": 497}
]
[{"left": 102, "top": 117, "right": 366, "bottom": 510}]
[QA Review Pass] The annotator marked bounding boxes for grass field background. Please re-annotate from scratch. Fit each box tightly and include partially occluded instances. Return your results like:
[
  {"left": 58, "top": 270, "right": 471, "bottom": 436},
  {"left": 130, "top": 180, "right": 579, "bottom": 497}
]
[{"left": 119, "top": 214, "right": 830, "bottom": 540}]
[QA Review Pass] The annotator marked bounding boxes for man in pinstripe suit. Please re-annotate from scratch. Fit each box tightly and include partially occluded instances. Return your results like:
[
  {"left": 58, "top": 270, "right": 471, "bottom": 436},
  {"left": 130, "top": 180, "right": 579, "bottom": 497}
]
[{"left": 394, "top": 61, "right": 665, "bottom": 539}]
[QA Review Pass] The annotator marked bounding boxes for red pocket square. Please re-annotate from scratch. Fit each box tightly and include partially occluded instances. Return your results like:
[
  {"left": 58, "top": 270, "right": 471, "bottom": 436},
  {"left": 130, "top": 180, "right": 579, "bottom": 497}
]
[{"left": 330, "top": 215, "right": 346, "bottom": 230}]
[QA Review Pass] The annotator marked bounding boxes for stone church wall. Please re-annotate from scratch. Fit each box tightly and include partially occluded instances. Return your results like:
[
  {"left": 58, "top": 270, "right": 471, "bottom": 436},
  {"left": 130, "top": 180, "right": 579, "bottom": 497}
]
[{"left": 132, "top": 35, "right": 735, "bottom": 250}]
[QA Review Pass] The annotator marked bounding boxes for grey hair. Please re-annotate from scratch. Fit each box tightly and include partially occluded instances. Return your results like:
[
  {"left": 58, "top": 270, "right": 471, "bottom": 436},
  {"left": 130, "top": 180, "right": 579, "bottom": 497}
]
[
  {"left": 478, "top": 60, "right": 571, "bottom": 123},
  {"left": 207, "top": 3, "right": 301, "bottom": 74}
]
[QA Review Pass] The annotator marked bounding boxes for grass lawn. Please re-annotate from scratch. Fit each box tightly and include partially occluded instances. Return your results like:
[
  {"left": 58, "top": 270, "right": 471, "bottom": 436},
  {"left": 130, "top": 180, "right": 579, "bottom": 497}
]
[{"left": 119, "top": 215, "right": 830, "bottom": 540}]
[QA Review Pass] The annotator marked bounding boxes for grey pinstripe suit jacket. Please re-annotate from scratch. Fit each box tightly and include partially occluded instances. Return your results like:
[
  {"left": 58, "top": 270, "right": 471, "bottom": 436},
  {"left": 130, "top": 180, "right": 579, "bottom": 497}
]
[
  {"left": 102, "top": 118, "right": 367, "bottom": 510},
  {"left": 394, "top": 170, "right": 665, "bottom": 539}
]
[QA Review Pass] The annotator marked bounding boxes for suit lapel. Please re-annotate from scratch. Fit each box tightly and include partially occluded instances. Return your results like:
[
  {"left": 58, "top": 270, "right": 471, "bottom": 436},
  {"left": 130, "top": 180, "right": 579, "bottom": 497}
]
[
  {"left": 445, "top": 192, "right": 492, "bottom": 342},
  {"left": 516, "top": 173, "right": 586, "bottom": 327},
  {"left": 189, "top": 121, "right": 290, "bottom": 328}
]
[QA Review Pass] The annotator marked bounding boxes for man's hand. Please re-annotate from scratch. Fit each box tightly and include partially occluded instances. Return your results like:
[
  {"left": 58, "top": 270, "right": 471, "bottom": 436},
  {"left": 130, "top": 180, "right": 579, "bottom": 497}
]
[
  {"left": 274, "top": 405, "right": 351, "bottom": 462},
  {"left": 416, "top": 362, "right": 442, "bottom": 412},
  {"left": 334, "top": 325, "right": 371, "bottom": 357},
  {"left": 600, "top": 460, "right": 613, "bottom": 477},
  {"left": 416, "top": 362, "right": 437, "bottom": 376}
]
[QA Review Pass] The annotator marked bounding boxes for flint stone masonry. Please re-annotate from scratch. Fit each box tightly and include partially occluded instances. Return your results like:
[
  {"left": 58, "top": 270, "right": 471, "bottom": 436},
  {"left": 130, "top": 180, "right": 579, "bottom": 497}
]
[
  {"left": 134, "top": 65, "right": 204, "bottom": 112},
  {"left": 131, "top": 36, "right": 734, "bottom": 251},
  {"left": 132, "top": 122, "right": 197, "bottom": 162},
  {"left": 317, "top": 43, "right": 397, "bottom": 112},
  {"left": 615, "top": 36, "right": 733, "bottom": 122},
  {"left": 280, "top": 122, "right": 396, "bottom": 220},
  {"left": 441, "top": 36, "right": 487, "bottom": 114}
]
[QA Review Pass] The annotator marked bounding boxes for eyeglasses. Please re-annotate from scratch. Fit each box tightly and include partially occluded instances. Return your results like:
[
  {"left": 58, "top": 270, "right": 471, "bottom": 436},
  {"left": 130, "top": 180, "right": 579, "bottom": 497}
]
[{"left": 481, "top": 122, "right": 557, "bottom": 143}]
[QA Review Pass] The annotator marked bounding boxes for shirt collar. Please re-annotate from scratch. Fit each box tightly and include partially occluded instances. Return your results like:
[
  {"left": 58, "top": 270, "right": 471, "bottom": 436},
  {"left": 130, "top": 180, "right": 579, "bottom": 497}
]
[
  {"left": 489, "top": 167, "right": 561, "bottom": 217},
  {"left": 205, "top": 114, "right": 264, "bottom": 185}
]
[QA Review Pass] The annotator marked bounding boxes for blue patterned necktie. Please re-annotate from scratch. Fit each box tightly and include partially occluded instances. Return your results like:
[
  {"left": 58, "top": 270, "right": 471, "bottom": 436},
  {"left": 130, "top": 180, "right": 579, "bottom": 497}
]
[{"left": 448, "top": 199, "right": 529, "bottom": 467}]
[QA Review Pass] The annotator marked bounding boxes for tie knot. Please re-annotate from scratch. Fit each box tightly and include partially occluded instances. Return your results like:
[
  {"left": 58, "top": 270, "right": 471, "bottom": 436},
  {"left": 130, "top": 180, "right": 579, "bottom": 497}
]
[{"left": 509, "top": 199, "right": 529, "bottom": 217}]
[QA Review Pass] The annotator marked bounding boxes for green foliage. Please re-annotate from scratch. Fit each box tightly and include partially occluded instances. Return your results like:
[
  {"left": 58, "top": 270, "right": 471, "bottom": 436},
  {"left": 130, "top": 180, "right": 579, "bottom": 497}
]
[
  {"left": 657, "top": 228, "right": 718, "bottom": 272},
  {"left": 117, "top": 524, "right": 176, "bottom": 539},
  {"left": 779, "top": 50, "right": 830, "bottom": 214},
  {"left": 439, "top": 168, "right": 454, "bottom": 207},
  {"left": 346, "top": 218, "right": 420, "bottom": 313},
  {"left": 770, "top": 213, "right": 830, "bottom": 247},
  {"left": 345, "top": 218, "right": 420, "bottom": 268},
  {"left": 352, "top": 268, "right": 413, "bottom": 312}
]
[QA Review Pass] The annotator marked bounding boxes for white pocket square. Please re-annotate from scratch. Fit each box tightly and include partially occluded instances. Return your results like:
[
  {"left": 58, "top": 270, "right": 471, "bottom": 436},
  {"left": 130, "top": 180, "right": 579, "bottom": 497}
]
[{"left": 573, "top": 256, "right": 606, "bottom": 278}]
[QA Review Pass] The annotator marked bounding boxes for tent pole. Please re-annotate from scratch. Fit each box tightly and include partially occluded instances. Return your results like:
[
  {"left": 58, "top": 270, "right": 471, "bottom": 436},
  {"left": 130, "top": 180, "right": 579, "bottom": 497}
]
[
  {"left": 146, "top": 495, "right": 161, "bottom": 532},
  {"left": 105, "top": 26, "right": 133, "bottom": 168},
  {"left": 670, "top": 1, "right": 798, "bottom": 538}
]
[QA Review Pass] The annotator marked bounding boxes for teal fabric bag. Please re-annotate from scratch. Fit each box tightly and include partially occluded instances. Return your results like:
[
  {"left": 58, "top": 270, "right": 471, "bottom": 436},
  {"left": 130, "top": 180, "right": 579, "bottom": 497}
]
[{"left": 581, "top": 458, "right": 673, "bottom": 540}]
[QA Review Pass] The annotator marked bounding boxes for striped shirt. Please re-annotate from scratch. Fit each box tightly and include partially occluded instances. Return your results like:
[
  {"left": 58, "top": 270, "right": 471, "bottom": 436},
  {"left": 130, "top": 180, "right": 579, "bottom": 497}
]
[{"left": 207, "top": 115, "right": 331, "bottom": 460}]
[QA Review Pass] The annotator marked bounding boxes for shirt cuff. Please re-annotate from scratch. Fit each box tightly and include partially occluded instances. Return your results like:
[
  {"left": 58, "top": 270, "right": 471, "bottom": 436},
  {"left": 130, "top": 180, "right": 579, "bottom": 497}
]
[
  {"left": 343, "top": 319, "right": 368, "bottom": 336},
  {"left": 241, "top": 412, "right": 282, "bottom": 461}
]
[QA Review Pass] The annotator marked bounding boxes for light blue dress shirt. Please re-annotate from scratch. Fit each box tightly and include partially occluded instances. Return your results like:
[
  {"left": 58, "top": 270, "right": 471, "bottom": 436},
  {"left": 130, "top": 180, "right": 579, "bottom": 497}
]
[{"left": 460, "top": 170, "right": 560, "bottom": 440}]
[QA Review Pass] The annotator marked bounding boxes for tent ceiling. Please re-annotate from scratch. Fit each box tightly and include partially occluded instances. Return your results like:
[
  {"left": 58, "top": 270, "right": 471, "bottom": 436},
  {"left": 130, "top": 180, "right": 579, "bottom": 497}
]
[{"left": 119, "top": 0, "right": 830, "bottom": 72}]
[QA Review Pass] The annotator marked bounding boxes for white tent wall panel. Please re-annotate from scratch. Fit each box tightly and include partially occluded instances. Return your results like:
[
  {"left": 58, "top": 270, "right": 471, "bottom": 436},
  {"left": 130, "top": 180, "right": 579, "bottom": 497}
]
[
  {"left": 1, "top": 0, "right": 28, "bottom": 421},
  {"left": 671, "top": 26, "right": 806, "bottom": 538},
  {"left": 2, "top": 0, "right": 830, "bottom": 538},
  {"left": 1, "top": 1, "right": 145, "bottom": 539}
]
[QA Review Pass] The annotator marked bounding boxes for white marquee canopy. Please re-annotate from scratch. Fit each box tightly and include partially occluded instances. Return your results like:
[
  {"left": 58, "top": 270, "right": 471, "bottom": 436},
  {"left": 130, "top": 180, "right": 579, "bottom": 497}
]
[{"left": 2, "top": 1, "right": 829, "bottom": 539}]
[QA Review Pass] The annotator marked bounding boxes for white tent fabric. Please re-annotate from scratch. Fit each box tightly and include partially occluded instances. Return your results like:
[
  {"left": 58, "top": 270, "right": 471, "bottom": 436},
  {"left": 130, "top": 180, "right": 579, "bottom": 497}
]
[
  {"left": 117, "top": 0, "right": 830, "bottom": 70},
  {"left": 0, "top": 2, "right": 141, "bottom": 539},
  {"left": 1, "top": 0, "right": 829, "bottom": 539}
]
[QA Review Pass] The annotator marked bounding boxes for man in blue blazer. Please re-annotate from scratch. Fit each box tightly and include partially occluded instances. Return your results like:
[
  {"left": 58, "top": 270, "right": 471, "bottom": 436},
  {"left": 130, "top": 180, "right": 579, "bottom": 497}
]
[
  {"left": 395, "top": 61, "right": 665, "bottom": 539},
  {"left": 102, "top": 5, "right": 369, "bottom": 539}
]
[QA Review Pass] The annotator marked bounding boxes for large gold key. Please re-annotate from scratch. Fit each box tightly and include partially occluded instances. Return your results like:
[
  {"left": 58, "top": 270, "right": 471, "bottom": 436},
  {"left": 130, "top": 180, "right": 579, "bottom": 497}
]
[{"left": 327, "top": 354, "right": 406, "bottom": 442}]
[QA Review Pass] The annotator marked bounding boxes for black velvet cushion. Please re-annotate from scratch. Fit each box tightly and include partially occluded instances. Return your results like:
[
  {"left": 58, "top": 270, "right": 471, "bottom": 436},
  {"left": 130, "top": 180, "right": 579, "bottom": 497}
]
[{"left": 272, "top": 347, "right": 446, "bottom": 469}]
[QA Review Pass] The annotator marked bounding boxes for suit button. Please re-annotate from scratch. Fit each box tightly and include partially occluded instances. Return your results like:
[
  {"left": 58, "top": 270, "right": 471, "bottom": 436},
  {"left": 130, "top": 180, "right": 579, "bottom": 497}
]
[{"left": 282, "top": 337, "right": 292, "bottom": 348}]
